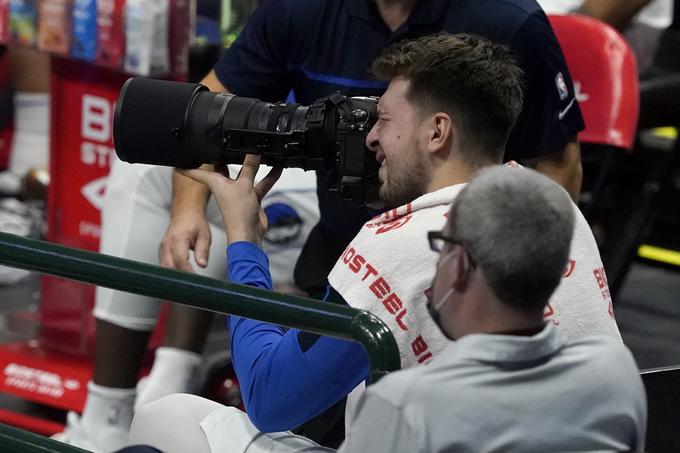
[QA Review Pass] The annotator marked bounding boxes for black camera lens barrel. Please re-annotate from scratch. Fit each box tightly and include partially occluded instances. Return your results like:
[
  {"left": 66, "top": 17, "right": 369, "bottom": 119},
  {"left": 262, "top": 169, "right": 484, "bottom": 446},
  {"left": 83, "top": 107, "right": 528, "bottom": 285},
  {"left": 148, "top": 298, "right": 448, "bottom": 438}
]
[
  {"left": 114, "top": 77, "right": 319, "bottom": 170},
  {"left": 114, "top": 78, "right": 208, "bottom": 168},
  {"left": 113, "top": 78, "right": 381, "bottom": 205}
]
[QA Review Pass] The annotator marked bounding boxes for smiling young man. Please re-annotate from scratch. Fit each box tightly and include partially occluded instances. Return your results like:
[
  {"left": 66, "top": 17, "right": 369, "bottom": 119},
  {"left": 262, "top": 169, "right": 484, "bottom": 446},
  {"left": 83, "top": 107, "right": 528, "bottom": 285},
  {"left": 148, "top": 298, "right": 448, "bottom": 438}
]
[
  {"left": 327, "top": 34, "right": 620, "bottom": 372},
  {"left": 125, "top": 34, "right": 623, "bottom": 453}
]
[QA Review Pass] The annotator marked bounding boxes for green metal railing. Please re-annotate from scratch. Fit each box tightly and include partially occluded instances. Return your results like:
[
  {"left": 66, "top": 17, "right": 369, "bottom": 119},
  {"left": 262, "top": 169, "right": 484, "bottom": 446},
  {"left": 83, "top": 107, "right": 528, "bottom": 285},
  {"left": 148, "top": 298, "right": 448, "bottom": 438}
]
[
  {"left": 0, "top": 231, "right": 400, "bottom": 452},
  {"left": 0, "top": 424, "right": 90, "bottom": 453},
  {"left": 0, "top": 232, "right": 400, "bottom": 380}
]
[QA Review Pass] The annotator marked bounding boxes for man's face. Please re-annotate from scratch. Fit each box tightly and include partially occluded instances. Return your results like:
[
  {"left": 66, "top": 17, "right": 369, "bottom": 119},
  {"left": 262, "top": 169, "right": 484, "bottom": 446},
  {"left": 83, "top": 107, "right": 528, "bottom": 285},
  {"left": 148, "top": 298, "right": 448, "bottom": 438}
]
[{"left": 365, "top": 77, "right": 431, "bottom": 207}]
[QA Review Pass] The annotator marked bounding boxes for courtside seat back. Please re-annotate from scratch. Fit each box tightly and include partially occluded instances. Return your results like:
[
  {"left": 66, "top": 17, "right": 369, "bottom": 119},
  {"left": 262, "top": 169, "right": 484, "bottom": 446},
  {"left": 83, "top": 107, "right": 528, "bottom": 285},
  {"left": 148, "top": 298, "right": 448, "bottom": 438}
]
[
  {"left": 549, "top": 14, "right": 639, "bottom": 150},
  {"left": 640, "top": 365, "right": 680, "bottom": 452}
]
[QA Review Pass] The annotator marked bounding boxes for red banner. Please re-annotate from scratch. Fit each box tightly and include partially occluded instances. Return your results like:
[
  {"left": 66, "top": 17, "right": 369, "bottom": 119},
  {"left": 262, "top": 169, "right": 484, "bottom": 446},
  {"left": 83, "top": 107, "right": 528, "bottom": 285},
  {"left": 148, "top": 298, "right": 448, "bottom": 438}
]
[{"left": 41, "top": 58, "right": 128, "bottom": 357}]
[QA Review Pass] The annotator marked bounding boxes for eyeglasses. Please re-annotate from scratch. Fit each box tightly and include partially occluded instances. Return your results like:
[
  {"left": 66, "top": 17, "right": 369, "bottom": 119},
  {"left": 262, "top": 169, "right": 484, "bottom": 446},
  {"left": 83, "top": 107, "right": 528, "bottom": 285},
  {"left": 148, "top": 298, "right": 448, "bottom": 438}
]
[
  {"left": 427, "top": 230, "right": 457, "bottom": 253},
  {"left": 427, "top": 230, "right": 477, "bottom": 267}
]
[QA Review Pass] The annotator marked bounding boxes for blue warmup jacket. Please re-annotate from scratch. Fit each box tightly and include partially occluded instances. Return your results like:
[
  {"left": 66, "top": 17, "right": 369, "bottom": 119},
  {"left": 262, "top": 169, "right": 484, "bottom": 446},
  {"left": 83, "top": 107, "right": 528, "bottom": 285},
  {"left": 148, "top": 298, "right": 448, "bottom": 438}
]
[{"left": 226, "top": 241, "right": 369, "bottom": 432}]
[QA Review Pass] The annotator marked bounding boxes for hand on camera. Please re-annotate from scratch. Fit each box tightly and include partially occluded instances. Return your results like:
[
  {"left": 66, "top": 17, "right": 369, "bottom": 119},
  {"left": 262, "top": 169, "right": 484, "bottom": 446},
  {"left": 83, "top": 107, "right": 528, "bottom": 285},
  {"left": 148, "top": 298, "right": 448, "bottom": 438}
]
[{"left": 177, "top": 155, "right": 282, "bottom": 246}]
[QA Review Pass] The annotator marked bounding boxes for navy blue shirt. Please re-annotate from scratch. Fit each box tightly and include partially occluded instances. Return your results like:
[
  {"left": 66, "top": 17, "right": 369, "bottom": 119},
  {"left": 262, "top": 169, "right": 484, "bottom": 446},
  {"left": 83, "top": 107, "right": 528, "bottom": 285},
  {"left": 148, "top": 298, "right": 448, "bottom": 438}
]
[{"left": 215, "top": 0, "right": 585, "bottom": 292}]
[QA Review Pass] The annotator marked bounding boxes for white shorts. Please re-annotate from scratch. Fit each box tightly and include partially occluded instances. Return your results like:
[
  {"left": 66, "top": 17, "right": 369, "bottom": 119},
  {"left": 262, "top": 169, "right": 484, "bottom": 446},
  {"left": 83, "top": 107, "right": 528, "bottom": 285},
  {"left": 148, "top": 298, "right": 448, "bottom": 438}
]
[
  {"left": 200, "top": 406, "right": 332, "bottom": 453},
  {"left": 93, "top": 156, "right": 318, "bottom": 331},
  {"left": 130, "top": 394, "right": 332, "bottom": 453}
]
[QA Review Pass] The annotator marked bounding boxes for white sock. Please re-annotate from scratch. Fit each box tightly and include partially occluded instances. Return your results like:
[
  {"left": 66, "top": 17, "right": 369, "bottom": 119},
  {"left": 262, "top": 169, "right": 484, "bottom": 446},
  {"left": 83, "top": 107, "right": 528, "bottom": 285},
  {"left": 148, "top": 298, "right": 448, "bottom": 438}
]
[
  {"left": 134, "top": 347, "right": 202, "bottom": 411},
  {"left": 77, "top": 381, "right": 136, "bottom": 451}
]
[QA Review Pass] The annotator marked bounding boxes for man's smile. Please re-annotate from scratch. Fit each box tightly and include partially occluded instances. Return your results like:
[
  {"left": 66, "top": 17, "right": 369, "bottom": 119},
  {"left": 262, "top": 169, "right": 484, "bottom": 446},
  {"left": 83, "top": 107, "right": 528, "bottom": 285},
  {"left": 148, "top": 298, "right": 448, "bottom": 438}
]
[{"left": 376, "top": 151, "right": 386, "bottom": 165}]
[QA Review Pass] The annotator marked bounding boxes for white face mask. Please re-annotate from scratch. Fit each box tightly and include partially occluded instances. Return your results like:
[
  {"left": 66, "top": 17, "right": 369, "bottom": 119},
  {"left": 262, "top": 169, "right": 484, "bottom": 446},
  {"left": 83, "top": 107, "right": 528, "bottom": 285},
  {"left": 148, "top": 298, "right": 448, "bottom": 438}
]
[
  {"left": 428, "top": 249, "right": 458, "bottom": 326},
  {"left": 432, "top": 286, "right": 455, "bottom": 312}
]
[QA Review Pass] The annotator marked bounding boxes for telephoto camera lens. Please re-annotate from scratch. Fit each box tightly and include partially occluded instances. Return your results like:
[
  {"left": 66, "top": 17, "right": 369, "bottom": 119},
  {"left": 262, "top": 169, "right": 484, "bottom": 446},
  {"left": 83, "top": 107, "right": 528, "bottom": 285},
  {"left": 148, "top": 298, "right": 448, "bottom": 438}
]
[
  {"left": 113, "top": 77, "right": 380, "bottom": 204},
  {"left": 114, "top": 78, "right": 325, "bottom": 170}
]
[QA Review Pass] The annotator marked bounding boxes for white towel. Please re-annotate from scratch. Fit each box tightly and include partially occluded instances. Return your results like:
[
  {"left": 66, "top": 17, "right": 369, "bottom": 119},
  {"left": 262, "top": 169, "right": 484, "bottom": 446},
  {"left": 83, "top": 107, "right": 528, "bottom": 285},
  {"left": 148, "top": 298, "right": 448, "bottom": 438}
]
[
  {"left": 328, "top": 166, "right": 621, "bottom": 370},
  {"left": 548, "top": 206, "right": 622, "bottom": 341},
  {"left": 329, "top": 184, "right": 462, "bottom": 369}
]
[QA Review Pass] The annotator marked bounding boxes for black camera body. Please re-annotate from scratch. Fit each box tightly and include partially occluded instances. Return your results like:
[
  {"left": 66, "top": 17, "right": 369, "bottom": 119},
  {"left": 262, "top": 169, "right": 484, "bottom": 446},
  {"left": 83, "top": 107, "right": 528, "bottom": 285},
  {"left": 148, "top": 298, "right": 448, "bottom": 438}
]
[{"left": 113, "top": 78, "right": 380, "bottom": 204}]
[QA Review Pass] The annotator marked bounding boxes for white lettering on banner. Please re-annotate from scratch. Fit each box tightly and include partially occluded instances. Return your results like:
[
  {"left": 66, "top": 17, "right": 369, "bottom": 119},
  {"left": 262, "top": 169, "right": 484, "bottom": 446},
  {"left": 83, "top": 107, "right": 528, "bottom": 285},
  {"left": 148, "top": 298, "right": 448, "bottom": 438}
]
[
  {"left": 3, "top": 363, "right": 80, "bottom": 399},
  {"left": 79, "top": 221, "right": 102, "bottom": 239},
  {"left": 82, "top": 95, "right": 112, "bottom": 142},
  {"left": 81, "top": 142, "right": 116, "bottom": 168},
  {"left": 81, "top": 176, "right": 108, "bottom": 212}
]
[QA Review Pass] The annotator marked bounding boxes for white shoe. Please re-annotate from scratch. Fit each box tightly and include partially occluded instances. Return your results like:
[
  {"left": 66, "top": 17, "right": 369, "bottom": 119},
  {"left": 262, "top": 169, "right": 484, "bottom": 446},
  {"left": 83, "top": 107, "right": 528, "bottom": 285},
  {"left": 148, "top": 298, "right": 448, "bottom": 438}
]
[
  {"left": 51, "top": 412, "right": 99, "bottom": 452},
  {"left": 52, "top": 410, "right": 129, "bottom": 453},
  {"left": 134, "top": 347, "right": 202, "bottom": 412},
  {"left": 134, "top": 372, "right": 199, "bottom": 412}
]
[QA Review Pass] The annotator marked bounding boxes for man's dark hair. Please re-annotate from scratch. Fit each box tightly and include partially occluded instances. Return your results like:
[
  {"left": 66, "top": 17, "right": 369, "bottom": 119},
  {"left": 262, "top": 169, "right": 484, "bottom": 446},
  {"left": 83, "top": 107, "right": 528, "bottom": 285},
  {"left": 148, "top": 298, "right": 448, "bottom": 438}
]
[{"left": 371, "top": 33, "right": 525, "bottom": 165}]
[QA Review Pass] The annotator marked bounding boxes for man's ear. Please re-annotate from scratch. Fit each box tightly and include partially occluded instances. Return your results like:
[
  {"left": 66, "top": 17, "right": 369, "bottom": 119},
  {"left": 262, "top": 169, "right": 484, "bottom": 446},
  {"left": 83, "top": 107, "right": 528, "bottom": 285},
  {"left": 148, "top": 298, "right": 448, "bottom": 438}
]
[
  {"left": 449, "top": 244, "right": 471, "bottom": 292},
  {"left": 426, "top": 112, "right": 454, "bottom": 154}
]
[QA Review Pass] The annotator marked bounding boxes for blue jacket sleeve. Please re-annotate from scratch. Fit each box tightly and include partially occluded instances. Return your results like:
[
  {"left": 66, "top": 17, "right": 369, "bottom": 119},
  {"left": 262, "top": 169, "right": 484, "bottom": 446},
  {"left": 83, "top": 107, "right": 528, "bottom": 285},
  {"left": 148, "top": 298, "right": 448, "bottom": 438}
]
[{"left": 226, "top": 241, "right": 369, "bottom": 432}]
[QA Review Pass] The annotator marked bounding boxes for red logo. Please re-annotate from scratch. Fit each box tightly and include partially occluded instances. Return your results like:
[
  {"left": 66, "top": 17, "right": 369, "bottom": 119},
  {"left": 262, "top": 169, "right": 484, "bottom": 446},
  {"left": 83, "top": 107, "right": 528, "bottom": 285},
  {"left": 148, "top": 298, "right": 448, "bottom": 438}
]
[
  {"left": 412, "top": 336, "right": 433, "bottom": 364},
  {"left": 375, "top": 215, "right": 412, "bottom": 235},
  {"left": 424, "top": 286, "right": 432, "bottom": 303},
  {"left": 562, "top": 260, "right": 576, "bottom": 278},
  {"left": 340, "top": 246, "right": 409, "bottom": 331},
  {"left": 593, "top": 267, "right": 609, "bottom": 289},
  {"left": 544, "top": 303, "right": 554, "bottom": 318},
  {"left": 366, "top": 204, "right": 413, "bottom": 232}
]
